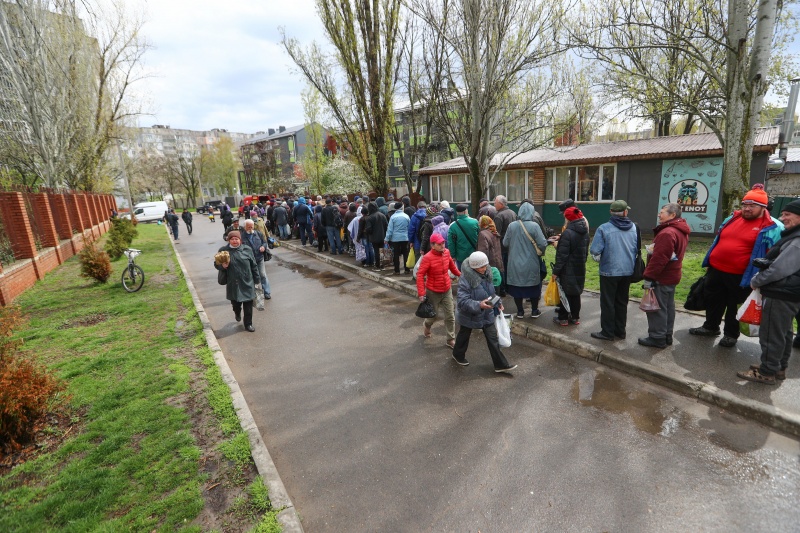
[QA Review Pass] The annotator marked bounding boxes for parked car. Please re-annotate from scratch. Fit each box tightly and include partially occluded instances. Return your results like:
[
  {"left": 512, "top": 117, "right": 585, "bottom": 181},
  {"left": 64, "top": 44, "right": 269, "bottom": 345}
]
[{"left": 197, "top": 200, "right": 223, "bottom": 214}]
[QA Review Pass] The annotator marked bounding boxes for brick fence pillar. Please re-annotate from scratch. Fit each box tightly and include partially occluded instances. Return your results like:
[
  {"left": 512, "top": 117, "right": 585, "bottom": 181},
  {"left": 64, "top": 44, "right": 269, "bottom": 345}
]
[
  {"left": 66, "top": 194, "right": 84, "bottom": 233},
  {"left": 0, "top": 192, "right": 37, "bottom": 260},
  {"left": 50, "top": 194, "right": 74, "bottom": 240},
  {"left": 34, "top": 194, "right": 60, "bottom": 248},
  {"left": 77, "top": 194, "right": 92, "bottom": 231}
]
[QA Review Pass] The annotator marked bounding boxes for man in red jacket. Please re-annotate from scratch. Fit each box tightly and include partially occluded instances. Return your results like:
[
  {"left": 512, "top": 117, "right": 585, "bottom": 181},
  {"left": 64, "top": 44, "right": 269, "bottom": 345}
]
[
  {"left": 639, "top": 203, "right": 691, "bottom": 348},
  {"left": 417, "top": 233, "right": 461, "bottom": 348}
]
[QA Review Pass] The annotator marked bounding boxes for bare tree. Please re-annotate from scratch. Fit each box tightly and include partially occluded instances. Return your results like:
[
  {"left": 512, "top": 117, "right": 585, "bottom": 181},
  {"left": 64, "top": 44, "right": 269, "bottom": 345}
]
[
  {"left": 0, "top": 0, "right": 148, "bottom": 191},
  {"left": 572, "top": 0, "right": 792, "bottom": 213},
  {"left": 391, "top": 14, "right": 446, "bottom": 195},
  {"left": 411, "top": 0, "right": 566, "bottom": 211},
  {"left": 281, "top": 0, "right": 403, "bottom": 196}
]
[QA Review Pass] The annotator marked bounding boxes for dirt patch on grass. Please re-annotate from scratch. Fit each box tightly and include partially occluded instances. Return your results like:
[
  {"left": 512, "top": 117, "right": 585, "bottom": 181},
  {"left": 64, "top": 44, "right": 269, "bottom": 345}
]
[{"left": 56, "top": 313, "right": 111, "bottom": 330}]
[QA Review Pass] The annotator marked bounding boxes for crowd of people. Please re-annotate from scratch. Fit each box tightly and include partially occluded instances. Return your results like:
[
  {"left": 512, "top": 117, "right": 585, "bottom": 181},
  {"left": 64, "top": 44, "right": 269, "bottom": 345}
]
[{"left": 205, "top": 188, "right": 800, "bottom": 383}]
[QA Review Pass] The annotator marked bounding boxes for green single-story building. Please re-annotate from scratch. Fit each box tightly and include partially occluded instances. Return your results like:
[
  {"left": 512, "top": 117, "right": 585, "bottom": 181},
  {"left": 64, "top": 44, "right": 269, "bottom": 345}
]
[{"left": 417, "top": 127, "right": 780, "bottom": 235}]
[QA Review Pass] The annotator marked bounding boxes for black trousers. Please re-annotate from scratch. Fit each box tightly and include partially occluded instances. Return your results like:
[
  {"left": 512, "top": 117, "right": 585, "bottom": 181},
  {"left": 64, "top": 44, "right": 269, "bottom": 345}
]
[
  {"left": 391, "top": 241, "right": 409, "bottom": 272},
  {"left": 557, "top": 294, "right": 582, "bottom": 321},
  {"left": 599, "top": 275, "right": 631, "bottom": 337},
  {"left": 372, "top": 242, "right": 383, "bottom": 268},
  {"left": 702, "top": 266, "right": 751, "bottom": 338},
  {"left": 231, "top": 300, "right": 253, "bottom": 327},
  {"left": 452, "top": 322, "right": 510, "bottom": 369}
]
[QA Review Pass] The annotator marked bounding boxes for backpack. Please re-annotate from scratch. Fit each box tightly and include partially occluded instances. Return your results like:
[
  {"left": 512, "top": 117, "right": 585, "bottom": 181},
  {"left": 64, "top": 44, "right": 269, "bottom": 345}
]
[{"left": 333, "top": 210, "right": 344, "bottom": 229}]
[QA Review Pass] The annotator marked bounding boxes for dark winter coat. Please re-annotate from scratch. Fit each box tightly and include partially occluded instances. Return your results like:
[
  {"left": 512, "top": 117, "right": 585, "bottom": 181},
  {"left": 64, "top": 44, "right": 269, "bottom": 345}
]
[
  {"left": 272, "top": 206, "right": 288, "bottom": 226},
  {"left": 552, "top": 218, "right": 589, "bottom": 295},
  {"left": 364, "top": 204, "right": 388, "bottom": 244},
  {"left": 214, "top": 243, "right": 259, "bottom": 303},
  {"left": 456, "top": 262, "right": 497, "bottom": 329},
  {"left": 241, "top": 229, "right": 267, "bottom": 264},
  {"left": 182, "top": 211, "right": 192, "bottom": 224}
]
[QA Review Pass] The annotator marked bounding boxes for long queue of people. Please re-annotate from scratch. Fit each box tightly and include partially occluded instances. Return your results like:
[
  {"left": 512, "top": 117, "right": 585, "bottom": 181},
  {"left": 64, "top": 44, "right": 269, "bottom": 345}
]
[{"left": 212, "top": 189, "right": 800, "bottom": 384}]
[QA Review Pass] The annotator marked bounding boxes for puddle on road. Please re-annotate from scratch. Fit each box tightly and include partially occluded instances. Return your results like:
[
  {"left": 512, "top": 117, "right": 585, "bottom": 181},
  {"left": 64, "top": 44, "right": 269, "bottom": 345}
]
[
  {"left": 572, "top": 369, "right": 674, "bottom": 436},
  {"left": 279, "top": 260, "right": 349, "bottom": 288}
]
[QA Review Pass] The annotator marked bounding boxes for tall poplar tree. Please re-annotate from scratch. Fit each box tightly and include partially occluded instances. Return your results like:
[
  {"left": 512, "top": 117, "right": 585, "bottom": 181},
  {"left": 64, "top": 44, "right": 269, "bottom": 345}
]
[{"left": 282, "top": 0, "right": 403, "bottom": 196}]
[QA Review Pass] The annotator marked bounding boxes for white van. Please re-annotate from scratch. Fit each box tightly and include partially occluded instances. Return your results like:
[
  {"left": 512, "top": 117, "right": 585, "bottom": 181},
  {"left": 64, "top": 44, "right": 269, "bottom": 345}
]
[{"left": 124, "top": 201, "right": 170, "bottom": 223}]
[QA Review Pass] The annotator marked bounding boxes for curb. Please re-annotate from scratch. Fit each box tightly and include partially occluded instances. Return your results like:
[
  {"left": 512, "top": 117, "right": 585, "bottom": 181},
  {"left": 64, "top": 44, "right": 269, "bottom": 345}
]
[
  {"left": 281, "top": 239, "right": 800, "bottom": 440},
  {"left": 170, "top": 237, "right": 304, "bottom": 533}
]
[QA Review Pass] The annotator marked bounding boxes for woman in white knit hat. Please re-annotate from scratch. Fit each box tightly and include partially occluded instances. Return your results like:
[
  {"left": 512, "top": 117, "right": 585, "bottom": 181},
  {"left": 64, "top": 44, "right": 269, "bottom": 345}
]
[{"left": 452, "top": 251, "right": 517, "bottom": 372}]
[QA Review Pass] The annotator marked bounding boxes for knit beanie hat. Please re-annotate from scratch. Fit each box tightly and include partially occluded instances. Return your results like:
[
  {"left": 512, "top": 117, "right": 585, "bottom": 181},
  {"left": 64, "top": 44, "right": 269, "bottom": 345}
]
[
  {"left": 426, "top": 204, "right": 439, "bottom": 217},
  {"left": 783, "top": 199, "right": 800, "bottom": 216},
  {"left": 468, "top": 251, "right": 489, "bottom": 268},
  {"left": 742, "top": 184, "right": 769, "bottom": 207},
  {"left": 564, "top": 206, "right": 583, "bottom": 221}
]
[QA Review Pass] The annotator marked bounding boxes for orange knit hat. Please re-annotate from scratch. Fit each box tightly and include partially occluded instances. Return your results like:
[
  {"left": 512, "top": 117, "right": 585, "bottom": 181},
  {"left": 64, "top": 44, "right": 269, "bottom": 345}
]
[{"left": 742, "top": 184, "right": 768, "bottom": 207}]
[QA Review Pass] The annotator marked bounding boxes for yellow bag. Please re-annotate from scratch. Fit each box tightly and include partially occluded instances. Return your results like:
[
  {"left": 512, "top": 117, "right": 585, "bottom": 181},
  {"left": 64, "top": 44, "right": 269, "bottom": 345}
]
[
  {"left": 406, "top": 247, "right": 416, "bottom": 269},
  {"left": 543, "top": 277, "right": 560, "bottom": 307}
]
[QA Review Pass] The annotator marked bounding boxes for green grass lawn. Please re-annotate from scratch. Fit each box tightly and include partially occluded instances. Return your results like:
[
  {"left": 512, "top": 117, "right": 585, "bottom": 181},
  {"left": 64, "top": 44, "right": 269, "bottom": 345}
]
[
  {"left": 0, "top": 224, "right": 280, "bottom": 532},
  {"left": 544, "top": 235, "right": 713, "bottom": 303}
]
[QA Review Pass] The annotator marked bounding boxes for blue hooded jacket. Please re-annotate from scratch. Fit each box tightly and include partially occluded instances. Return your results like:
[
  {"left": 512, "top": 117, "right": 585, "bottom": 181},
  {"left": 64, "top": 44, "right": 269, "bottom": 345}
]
[{"left": 589, "top": 215, "right": 639, "bottom": 276}]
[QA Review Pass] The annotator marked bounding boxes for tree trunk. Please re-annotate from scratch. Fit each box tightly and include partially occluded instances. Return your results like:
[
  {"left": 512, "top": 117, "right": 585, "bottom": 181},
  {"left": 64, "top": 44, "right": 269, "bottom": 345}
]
[{"left": 721, "top": 0, "right": 778, "bottom": 216}]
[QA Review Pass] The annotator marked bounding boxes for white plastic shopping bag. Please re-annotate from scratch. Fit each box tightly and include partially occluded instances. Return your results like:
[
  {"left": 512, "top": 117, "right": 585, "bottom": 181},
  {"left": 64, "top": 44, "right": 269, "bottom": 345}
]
[{"left": 496, "top": 313, "right": 512, "bottom": 348}]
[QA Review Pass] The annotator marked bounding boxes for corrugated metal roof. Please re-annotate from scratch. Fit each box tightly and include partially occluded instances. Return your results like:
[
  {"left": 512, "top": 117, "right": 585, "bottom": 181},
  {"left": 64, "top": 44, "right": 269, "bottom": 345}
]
[{"left": 419, "top": 127, "right": 780, "bottom": 175}]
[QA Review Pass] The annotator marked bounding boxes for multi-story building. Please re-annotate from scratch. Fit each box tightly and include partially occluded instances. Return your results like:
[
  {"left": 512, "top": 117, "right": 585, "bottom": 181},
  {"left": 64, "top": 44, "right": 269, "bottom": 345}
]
[
  {"left": 239, "top": 124, "right": 335, "bottom": 194},
  {"left": 122, "top": 125, "right": 258, "bottom": 198}
]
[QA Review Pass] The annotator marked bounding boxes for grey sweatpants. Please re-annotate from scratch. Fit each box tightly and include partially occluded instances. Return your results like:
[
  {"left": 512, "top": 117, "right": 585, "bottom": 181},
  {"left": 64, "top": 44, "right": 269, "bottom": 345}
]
[
  {"left": 758, "top": 297, "right": 800, "bottom": 375},
  {"left": 645, "top": 284, "right": 676, "bottom": 341}
]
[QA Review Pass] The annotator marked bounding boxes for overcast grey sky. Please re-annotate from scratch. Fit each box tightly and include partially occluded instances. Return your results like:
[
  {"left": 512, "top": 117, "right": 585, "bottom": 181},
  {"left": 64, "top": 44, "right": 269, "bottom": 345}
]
[
  {"left": 128, "top": 0, "right": 799, "bottom": 136},
  {"left": 130, "top": 0, "right": 324, "bottom": 134}
]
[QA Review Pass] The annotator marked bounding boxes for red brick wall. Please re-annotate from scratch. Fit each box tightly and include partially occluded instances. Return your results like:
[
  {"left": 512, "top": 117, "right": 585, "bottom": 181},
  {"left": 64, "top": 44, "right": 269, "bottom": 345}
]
[{"left": 0, "top": 193, "right": 114, "bottom": 305}]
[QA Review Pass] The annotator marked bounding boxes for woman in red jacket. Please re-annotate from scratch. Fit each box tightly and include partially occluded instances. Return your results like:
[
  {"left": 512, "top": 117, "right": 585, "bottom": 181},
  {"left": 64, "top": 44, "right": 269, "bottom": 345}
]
[{"left": 417, "top": 233, "right": 461, "bottom": 348}]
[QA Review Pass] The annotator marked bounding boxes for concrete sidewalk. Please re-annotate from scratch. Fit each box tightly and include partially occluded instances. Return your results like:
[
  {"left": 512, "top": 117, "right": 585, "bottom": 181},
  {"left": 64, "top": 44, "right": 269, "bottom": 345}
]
[{"left": 280, "top": 239, "right": 800, "bottom": 438}]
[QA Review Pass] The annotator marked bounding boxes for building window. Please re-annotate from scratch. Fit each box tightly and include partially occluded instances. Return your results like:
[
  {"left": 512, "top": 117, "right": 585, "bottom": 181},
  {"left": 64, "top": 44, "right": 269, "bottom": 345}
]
[
  {"left": 544, "top": 165, "right": 616, "bottom": 202},
  {"left": 487, "top": 171, "right": 505, "bottom": 201},
  {"left": 507, "top": 170, "right": 525, "bottom": 202},
  {"left": 439, "top": 174, "right": 452, "bottom": 202},
  {"left": 452, "top": 175, "right": 468, "bottom": 203}
]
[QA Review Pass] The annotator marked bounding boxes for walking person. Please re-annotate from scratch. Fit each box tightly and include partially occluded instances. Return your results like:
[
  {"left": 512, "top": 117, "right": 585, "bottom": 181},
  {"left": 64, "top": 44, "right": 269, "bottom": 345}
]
[
  {"left": 452, "top": 251, "right": 517, "bottom": 373},
  {"left": 166, "top": 208, "right": 180, "bottom": 243},
  {"left": 181, "top": 208, "right": 193, "bottom": 236},
  {"left": 242, "top": 219, "right": 272, "bottom": 300},
  {"left": 736, "top": 199, "right": 800, "bottom": 384},
  {"left": 502, "top": 202, "right": 548, "bottom": 319},
  {"left": 638, "top": 203, "right": 691, "bottom": 348},
  {"left": 551, "top": 206, "right": 589, "bottom": 326},
  {"left": 689, "top": 184, "right": 783, "bottom": 347},
  {"left": 589, "top": 200, "right": 638, "bottom": 340},
  {"left": 214, "top": 230, "right": 260, "bottom": 332},
  {"left": 417, "top": 233, "right": 461, "bottom": 348},
  {"left": 385, "top": 202, "right": 411, "bottom": 275},
  {"left": 477, "top": 215, "right": 503, "bottom": 277}
]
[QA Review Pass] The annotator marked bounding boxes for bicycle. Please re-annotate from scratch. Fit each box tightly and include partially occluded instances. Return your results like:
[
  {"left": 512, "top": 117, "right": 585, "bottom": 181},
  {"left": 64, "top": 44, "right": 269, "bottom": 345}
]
[{"left": 121, "top": 248, "right": 145, "bottom": 292}]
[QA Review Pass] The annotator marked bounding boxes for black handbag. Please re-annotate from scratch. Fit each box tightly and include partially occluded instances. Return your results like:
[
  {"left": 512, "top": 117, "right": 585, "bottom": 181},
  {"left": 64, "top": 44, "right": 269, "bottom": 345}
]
[
  {"left": 263, "top": 248, "right": 272, "bottom": 261},
  {"left": 684, "top": 274, "right": 707, "bottom": 310},
  {"left": 415, "top": 297, "right": 437, "bottom": 318},
  {"left": 630, "top": 224, "right": 646, "bottom": 283},
  {"left": 217, "top": 268, "right": 228, "bottom": 285}
]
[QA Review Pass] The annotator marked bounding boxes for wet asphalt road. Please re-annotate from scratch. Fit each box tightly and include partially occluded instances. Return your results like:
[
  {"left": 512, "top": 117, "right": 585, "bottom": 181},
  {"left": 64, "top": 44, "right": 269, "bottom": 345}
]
[{"left": 178, "top": 220, "right": 800, "bottom": 532}]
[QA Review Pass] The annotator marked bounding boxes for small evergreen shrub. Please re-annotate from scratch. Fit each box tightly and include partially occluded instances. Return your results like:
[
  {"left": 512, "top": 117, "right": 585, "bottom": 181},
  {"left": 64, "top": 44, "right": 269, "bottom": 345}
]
[
  {"left": 79, "top": 238, "right": 112, "bottom": 283},
  {"left": 0, "top": 306, "right": 66, "bottom": 451},
  {"left": 105, "top": 218, "right": 138, "bottom": 260}
]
